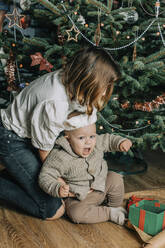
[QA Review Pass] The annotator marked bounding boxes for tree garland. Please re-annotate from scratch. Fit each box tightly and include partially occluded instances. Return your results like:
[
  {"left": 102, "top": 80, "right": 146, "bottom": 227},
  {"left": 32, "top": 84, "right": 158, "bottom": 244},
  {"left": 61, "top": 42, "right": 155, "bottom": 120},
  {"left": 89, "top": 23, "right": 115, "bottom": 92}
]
[{"left": 121, "top": 94, "right": 165, "bottom": 112}]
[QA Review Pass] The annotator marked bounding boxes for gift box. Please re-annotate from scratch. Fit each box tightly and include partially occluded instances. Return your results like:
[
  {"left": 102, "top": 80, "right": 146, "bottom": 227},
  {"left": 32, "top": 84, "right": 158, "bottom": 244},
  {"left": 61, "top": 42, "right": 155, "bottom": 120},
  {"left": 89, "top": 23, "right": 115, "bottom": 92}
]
[{"left": 128, "top": 200, "right": 165, "bottom": 236}]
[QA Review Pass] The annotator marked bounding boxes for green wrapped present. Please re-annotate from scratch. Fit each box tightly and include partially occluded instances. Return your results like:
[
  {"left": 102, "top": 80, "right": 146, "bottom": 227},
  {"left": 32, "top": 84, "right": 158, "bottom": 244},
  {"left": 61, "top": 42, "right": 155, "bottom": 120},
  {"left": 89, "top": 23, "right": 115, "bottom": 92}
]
[{"left": 128, "top": 200, "right": 165, "bottom": 236}]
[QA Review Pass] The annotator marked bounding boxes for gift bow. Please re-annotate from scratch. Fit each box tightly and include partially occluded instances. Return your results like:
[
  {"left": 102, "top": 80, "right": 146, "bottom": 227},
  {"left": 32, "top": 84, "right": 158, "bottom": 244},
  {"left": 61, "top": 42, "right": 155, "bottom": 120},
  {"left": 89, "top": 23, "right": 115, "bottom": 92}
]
[{"left": 30, "top": 52, "right": 53, "bottom": 72}]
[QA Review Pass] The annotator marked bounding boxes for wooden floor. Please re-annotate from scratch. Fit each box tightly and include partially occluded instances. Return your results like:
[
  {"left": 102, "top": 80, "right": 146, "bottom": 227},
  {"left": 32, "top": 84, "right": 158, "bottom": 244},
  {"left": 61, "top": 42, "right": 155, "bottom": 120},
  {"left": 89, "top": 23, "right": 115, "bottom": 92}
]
[{"left": 0, "top": 149, "right": 165, "bottom": 248}]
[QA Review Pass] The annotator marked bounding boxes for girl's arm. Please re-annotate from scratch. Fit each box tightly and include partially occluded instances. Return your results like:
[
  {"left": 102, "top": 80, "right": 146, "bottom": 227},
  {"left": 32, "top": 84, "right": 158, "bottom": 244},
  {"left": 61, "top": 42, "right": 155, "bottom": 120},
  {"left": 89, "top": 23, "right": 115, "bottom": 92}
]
[{"left": 38, "top": 149, "right": 51, "bottom": 163}]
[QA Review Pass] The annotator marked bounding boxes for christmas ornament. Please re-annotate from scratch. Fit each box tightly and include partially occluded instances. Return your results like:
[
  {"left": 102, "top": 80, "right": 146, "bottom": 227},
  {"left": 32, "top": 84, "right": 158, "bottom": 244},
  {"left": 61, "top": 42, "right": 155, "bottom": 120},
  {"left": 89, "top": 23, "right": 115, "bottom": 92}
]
[
  {"left": 30, "top": 52, "right": 53, "bottom": 72},
  {"left": 57, "top": 25, "right": 65, "bottom": 45},
  {"left": 132, "top": 44, "right": 137, "bottom": 61},
  {"left": 5, "top": 8, "right": 25, "bottom": 28},
  {"left": 20, "top": 15, "right": 31, "bottom": 29},
  {"left": 66, "top": 25, "right": 80, "bottom": 42},
  {"left": 134, "top": 94, "right": 165, "bottom": 112},
  {"left": 20, "top": 0, "right": 31, "bottom": 10},
  {"left": 19, "top": 82, "right": 30, "bottom": 88},
  {"left": 119, "top": 10, "right": 139, "bottom": 24},
  {"left": 94, "top": 24, "right": 101, "bottom": 46},
  {"left": 6, "top": 50, "right": 18, "bottom": 92},
  {"left": 77, "top": 15, "right": 86, "bottom": 25},
  {"left": 94, "top": 8, "right": 101, "bottom": 46},
  {"left": 31, "top": 52, "right": 43, "bottom": 66},
  {"left": 121, "top": 101, "right": 130, "bottom": 109},
  {"left": 0, "top": 10, "right": 6, "bottom": 32}
]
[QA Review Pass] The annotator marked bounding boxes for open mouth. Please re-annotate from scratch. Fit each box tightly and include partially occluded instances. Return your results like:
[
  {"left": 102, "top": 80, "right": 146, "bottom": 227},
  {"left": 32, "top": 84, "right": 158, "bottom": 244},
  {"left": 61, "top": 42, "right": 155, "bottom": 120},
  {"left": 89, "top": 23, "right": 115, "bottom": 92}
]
[{"left": 83, "top": 148, "right": 91, "bottom": 155}]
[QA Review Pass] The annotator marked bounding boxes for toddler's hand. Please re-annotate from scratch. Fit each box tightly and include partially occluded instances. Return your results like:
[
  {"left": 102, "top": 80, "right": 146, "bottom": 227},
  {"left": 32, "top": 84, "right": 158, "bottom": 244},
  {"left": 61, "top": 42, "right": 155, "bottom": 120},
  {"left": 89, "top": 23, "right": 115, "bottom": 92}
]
[
  {"left": 119, "top": 139, "right": 132, "bottom": 152},
  {"left": 59, "top": 184, "right": 69, "bottom": 198}
]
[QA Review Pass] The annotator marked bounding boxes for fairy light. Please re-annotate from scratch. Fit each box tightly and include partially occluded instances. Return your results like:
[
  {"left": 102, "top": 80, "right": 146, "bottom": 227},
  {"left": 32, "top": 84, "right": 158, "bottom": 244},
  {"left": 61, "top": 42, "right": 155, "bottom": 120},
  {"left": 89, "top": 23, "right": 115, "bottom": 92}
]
[
  {"left": 116, "top": 30, "right": 120, "bottom": 35},
  {"left": 85, "top": 24, "right": 88, "bottom": 28},
  {"left": 156, "top": 32, "right": 160, "bottom": 36},
  {"left": 60, "top": 1, "right": 158, "bottom": 51},
  {"left": 141, "top": 37, "right": 145, "bottom": 41},
  {"left": 99, "top": 125, "right": 104, "bottom": 130},
  {"left": 126, "top": 35, "right": 130, "bottom": 39},
  {"left": 98, "top": 112, "right": 151, "bottom": 133}
]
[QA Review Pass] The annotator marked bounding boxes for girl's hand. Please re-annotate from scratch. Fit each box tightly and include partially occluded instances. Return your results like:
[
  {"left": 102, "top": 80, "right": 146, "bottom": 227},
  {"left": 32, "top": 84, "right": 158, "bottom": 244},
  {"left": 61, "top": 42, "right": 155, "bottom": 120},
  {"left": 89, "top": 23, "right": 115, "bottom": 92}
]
[
  {"left": 59, "top": 184, "right": 69, "bottom": 198},
  {"left": 119, "top": 139, "right": 132, "bottom": 152}
]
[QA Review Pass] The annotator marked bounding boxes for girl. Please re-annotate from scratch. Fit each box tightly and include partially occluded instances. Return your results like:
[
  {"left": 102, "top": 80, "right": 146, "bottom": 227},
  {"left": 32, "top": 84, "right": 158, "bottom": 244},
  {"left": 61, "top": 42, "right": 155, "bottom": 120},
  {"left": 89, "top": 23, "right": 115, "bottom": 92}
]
[{"left": 0, "top": 46, "right": 121, "bottom": 220}]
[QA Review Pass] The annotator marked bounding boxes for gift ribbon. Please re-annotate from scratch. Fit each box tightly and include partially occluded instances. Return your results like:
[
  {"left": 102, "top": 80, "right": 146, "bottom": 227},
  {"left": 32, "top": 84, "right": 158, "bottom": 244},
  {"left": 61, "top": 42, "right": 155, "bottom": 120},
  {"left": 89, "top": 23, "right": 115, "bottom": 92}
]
[{"left": 139, "top": 209, "right": 146, "bottom": 231}]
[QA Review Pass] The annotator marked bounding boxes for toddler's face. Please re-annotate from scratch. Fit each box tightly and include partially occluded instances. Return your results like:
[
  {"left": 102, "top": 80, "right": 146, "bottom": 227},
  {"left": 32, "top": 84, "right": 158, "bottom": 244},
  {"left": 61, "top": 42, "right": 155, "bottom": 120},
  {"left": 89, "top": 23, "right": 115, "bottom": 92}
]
[{"left": 66, "top": 124, "right": 96, "bottom": 158}]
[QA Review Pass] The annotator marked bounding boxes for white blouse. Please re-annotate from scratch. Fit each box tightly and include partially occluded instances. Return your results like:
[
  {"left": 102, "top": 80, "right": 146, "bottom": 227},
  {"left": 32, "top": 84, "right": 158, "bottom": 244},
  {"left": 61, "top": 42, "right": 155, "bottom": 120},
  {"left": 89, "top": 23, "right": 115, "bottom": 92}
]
[{"left": 0, "top": 70, "right": 97, "bottom": 150}]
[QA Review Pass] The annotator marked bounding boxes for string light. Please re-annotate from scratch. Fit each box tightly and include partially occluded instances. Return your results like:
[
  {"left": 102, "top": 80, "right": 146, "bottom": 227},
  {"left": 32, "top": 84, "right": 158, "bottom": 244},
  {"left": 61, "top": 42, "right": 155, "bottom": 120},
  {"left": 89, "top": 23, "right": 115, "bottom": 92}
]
[
  {"left": 98, "top": 112, "right": 151, "bottom": 133},
  {"left": 99, "top": 125, "right": 104, "bottom": 130},
  {"left": 60, "top": 2, "right": 160, "bottom": 51},
  {"left": 139, "top": 0, "right": 165, "bottom": 16},
  {"left": 141, "top": 37, "right": 145, "bottom": 41}
]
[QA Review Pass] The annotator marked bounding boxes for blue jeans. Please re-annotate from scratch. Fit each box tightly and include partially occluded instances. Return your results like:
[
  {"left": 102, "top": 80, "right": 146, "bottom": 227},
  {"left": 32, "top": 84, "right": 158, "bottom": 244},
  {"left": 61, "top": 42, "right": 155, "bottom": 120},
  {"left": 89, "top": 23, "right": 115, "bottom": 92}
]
[{"left": 0, "top": 118, "right": 62, "bottom": 219}]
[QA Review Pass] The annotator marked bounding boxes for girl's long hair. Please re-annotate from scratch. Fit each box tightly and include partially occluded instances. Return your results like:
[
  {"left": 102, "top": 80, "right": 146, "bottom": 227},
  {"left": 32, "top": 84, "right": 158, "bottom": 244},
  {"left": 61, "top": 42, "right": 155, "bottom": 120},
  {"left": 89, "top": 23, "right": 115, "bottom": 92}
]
[{"left": 61, "top": 46, "right": 121, "bottom": 115}]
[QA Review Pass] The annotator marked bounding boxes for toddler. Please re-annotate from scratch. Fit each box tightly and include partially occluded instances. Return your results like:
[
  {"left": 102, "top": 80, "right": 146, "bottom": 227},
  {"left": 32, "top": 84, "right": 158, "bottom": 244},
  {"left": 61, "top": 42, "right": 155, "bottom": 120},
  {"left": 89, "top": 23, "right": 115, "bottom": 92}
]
[{"left": 39, "top": 123, "right": 132, "bottom": 225}]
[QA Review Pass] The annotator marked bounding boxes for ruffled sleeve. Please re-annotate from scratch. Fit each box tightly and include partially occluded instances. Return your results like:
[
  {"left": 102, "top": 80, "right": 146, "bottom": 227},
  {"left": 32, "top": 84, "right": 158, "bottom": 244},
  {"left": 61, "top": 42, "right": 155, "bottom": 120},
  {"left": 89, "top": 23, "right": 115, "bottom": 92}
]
[{"left": 31, "top": 100, "right": 68, "bottom": 150}]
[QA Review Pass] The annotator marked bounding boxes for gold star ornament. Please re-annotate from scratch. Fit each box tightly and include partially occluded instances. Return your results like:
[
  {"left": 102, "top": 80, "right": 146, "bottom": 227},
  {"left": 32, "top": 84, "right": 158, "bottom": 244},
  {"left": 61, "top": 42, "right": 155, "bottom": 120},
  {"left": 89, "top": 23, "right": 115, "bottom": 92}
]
[
  {"left": 66, "top": 25, "right": 80, "bottom": 42},
  {"left": 6, "top": 8, "right": 25, "bottom": 28}
]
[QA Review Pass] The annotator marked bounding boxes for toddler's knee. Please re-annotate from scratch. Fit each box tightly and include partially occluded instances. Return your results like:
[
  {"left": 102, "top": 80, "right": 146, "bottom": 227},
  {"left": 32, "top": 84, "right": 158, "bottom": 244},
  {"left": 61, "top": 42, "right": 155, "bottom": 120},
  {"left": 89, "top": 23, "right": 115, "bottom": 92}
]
[
  {"left": 66, "top": 205, "right": 85, "bottom": 224},
  {"left": 107, "top": 171, "right": 124, "bottom": 189}
]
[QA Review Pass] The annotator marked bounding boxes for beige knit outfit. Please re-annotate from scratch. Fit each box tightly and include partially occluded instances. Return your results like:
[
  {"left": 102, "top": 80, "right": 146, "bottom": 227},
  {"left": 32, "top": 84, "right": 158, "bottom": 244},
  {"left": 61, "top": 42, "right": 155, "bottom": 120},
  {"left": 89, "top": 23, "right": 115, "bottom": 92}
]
[{"left": 39, "top": 133, "right": 126, "bottom": 223}]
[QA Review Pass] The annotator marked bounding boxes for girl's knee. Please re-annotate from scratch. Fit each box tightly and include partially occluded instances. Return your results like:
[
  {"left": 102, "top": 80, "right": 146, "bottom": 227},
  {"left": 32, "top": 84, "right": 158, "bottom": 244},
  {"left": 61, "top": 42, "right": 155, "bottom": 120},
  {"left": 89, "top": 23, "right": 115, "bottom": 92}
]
[
  {"left": 42, "top": 197, "right": 64, "bottom": 220},
  {"left": 46, "top": 203, "right": 65, "bottom": 221}
]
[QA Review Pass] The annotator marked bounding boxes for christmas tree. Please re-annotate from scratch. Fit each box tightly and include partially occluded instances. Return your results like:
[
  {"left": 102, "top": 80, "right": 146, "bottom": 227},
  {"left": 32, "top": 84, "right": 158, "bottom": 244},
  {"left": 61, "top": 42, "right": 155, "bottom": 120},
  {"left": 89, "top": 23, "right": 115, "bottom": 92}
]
[{"left": 0, "top": 0, "right": 165, "bottom": 153}]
